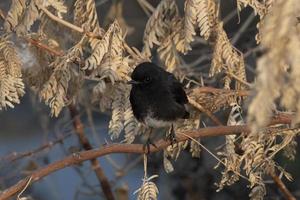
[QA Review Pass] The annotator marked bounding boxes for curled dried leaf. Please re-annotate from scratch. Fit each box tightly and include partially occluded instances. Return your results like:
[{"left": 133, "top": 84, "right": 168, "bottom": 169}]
[
  {"left": 135, "top": 175, "right": 159, "bottom": 200},
  {"left": 142, "top": 0, "right": 178, "bottom": 57},
  {"left": 0, "top": 35, "right": 25, "bottom": 110}
]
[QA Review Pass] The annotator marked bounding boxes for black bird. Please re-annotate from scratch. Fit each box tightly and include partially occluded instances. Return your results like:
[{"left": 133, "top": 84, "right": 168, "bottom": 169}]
[{"left": 128, "top": 62, "right": 189, "bottom": 148}]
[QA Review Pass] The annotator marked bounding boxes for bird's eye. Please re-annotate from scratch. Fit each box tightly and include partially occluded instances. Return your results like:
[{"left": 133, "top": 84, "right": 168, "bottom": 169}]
[{"left": 145, "top": 77, "right": 151, "bottom": 83}]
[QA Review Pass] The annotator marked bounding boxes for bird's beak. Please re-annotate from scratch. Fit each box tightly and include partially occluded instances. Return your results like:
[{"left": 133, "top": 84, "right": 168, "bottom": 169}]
[{"left": 127, "top": 80, "right": 141, "bottom": 85}]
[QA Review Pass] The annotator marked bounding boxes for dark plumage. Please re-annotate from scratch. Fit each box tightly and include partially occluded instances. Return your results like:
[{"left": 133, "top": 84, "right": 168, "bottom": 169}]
[{"left": 128, "top": 62, "right": 189, "bottom": 129}]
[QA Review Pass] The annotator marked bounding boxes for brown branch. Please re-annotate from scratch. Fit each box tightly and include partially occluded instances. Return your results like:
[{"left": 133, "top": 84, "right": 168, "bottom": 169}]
[
  {"left": 0, "top": 8, "right": 5, "bottom": 21},
  {"left": 0, "top": 114, "right": 293, "bottom": 200},
  {"left": 38, "top": 6, "right": 140, "bottom": 60},
  {"left": 224, "top": 70, "right": 252, "bottom": 88},
  {"left": 187, "top": 87, "right": 252, "bottom": 125},
  {"left": 190, "top": 86, "right": 251, "bottom": 97},
  {"left": 24, "top": 37, "right": 64, "bottom": 56},
  {"left": 270, "top": 172, "right": 296, "bottom": 200},
  {"left": 68, "top": 104, "right": 115, "bottom": 200},
  {"left": 39, "top": 6, "right": 99, "bottom": 39}
]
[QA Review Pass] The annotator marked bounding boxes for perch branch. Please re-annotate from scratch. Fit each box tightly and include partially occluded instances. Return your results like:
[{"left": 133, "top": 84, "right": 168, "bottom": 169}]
[
  {"left": 68, "top": 104, "right": 115, "bottom": 200},
  {"left": 0, "top": 113, "right": 294, "bottom": 200}
]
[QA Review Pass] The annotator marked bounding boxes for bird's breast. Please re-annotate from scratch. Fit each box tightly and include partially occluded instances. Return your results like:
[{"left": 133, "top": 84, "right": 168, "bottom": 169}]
[{"left": 143, "top": 115, "right": 172, "bottom": 128}]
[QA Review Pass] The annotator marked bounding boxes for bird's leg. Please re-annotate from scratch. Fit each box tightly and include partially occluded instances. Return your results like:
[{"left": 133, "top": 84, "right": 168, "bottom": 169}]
[
  {"left": 143, "top": 128, "right": 158, "bottom": 154},
  {"left": 166, "top": 124, "right": 177, "bottom": 146}
]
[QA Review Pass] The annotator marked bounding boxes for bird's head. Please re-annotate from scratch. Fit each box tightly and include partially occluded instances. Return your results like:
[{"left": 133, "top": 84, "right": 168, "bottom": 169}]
[{"left": 128, "top": 62, "right": 163, "bottom": 88}]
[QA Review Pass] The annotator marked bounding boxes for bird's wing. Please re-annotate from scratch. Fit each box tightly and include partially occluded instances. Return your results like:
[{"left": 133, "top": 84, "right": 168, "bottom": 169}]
[{"left": 166, "top": 73, "right": 189, "bottom": 105}]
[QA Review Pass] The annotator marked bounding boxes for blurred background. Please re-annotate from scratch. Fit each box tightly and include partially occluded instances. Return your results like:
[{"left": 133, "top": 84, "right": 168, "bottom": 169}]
[{"left": 0, "top": 0, "right": 299, "bottom": 199}]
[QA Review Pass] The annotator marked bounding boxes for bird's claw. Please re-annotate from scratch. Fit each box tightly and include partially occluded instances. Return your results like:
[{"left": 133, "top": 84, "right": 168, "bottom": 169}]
[
  {"left": 166, "top": 125, "right": 177, "bottom": 146},
  {"left": 166, "top": 131, "right": 177, "bottom": 146},
  {"left": 143, "top": 138, "right": 158, "bottom": 154}
]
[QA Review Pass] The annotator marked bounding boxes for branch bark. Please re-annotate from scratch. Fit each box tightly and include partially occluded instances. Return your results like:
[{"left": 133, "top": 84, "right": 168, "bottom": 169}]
[
  {"left": 0, "top": 114, "right": 294, "bottom": 200},
  {"left": 270, "top": 172, "right": 296, "bottom": 200},
  {"left": 68, "top": 104, "right": 115, "bottom": 200},
  {"left": 190, "top": 86, "right": 250, "bottom": 97}
]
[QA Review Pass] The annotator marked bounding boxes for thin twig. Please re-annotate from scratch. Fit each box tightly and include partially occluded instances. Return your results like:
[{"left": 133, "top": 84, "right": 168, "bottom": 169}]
[
  {"left": 96, "top": 0, "right": 110, "bottom": 7},
  {"left": 188, "top": 97, "right": 223, "bottom": 125},
  {"left": 232, "top": 13, "right": 256, "bottom": 45},
  {"left": 136, "top": 0, "right": 151, "bottom": 17},
  {"left": 24, "top": 37, "right": 64, "bottom": 56},
  {"left": 0, "top": 8, "right": 5, "bottom": 21},
  {"left": 179, "top": 132, "right": 249, "bottom": 181},
  {"left": 138, "top": 0, "right": 155, "bottom": 13},
  {"left": 136, "top": 0, "right": 155, "bottom": 17},
  {"left": 39, "top": 6, "right": 93, "bottom": 37},
  {"left": 39, "top": 6, "right": 140, "bottom": 61},
  {"left": 190, "top": 86, "right": 250, "bottom": 97},
  {"left": 222, "top": 9, "right": 238, "bottom": 25},
  {"left": 223, "top": 67, "right": 252, "bottom": 88},
  {"left": 69, "top": 104, "right": 115, "bottom": 200},
  {"left": 0, "top": 132, "right": 72, "bottom": 163}
]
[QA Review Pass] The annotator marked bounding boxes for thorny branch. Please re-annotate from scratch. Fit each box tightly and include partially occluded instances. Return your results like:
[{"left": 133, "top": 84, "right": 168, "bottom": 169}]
[
  {"left": 68, "top": 104, "right": 115, "bottom": 200},
  {"left": 0, "top": 113, "right": 296, "bottom": 200}
]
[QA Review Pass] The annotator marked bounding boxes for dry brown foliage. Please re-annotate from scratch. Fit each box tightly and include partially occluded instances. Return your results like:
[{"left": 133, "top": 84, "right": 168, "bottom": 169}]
[{"left": 0, "top": 0, "right": 299, "bottom": 199}]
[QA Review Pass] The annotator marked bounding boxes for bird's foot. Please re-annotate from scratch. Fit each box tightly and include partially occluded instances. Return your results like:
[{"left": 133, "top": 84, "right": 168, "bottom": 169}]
[
  {"left": 166, "top": 125, "right": 177, "bottom": 146},
  {"left": 166, "top": 131, "right": 177, "bottom": 146},
  {"left": 143, "top": 138, "right": 158, "bottom": 154}
]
